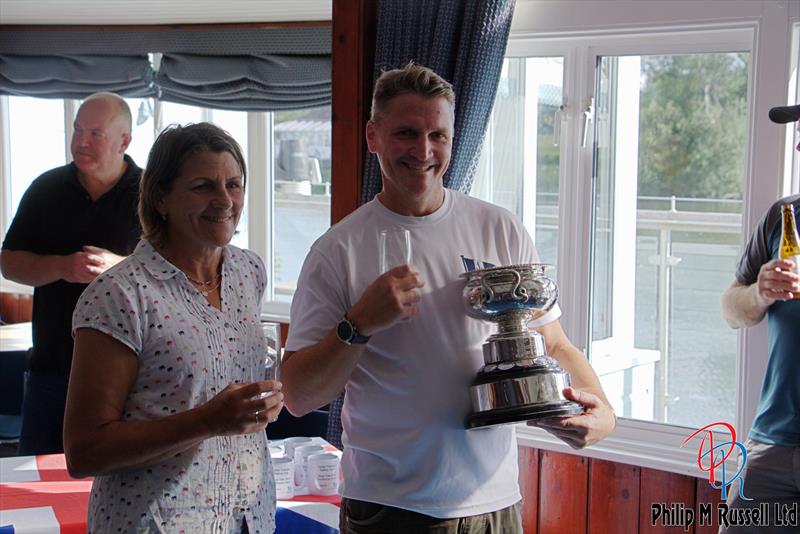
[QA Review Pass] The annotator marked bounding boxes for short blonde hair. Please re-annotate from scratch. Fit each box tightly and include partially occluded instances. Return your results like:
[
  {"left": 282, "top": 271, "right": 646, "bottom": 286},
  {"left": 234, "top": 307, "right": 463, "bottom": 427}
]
[{"left": 371, "top": 62, "right": 455, "bottom": 121}]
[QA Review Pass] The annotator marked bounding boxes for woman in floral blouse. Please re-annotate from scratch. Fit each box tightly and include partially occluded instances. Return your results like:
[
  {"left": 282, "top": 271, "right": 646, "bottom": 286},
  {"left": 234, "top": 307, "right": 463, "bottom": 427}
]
[{"left": 64, "top": 123, "right": 283, "bottom": 533}]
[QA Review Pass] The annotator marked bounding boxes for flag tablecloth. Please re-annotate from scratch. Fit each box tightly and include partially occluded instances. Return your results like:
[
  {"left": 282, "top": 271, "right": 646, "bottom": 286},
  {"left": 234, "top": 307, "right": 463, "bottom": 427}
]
[{"left": 0, "top": 441, "right": 340, "bottom": 534}]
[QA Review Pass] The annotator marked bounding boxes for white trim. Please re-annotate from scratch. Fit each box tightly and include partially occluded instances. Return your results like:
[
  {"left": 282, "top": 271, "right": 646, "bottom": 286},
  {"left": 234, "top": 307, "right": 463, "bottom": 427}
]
[
  {"left": 0, "top": 0, "right": 332, "bottom": 25},
  {"left": 0, "top": 96, "right": 10, "bottom": 233},
  {"left": 516, "top": 420, "right": 738, "bottom": 479},
  {"left": 247, "top": 112, "right": 269, "bottom": 286},
  {"left": 0, "top": 275, "right": 33, "bottom": 295},
  {"left": 64, "top": 99, "right": 78, "bottom": 163},
  {"left": 260, "top": 303, "right": 291, "bottom": 325}
]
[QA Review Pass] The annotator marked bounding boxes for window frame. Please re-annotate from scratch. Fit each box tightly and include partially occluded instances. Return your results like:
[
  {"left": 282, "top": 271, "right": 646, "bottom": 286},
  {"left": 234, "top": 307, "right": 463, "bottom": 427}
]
[{"left": 505, "top": 24, "right": 783, "bottom": 476}]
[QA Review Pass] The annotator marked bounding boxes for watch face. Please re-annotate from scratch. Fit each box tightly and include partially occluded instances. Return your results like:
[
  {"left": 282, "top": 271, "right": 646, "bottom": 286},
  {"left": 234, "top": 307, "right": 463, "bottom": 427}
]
[{"left": 337, "top": 319, "right": 354, "bottom": 343}]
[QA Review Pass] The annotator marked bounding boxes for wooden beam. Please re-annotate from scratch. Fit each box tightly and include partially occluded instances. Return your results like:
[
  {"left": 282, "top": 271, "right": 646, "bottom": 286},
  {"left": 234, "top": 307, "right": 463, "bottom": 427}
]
[{"left": 330, "top": 0, "right": 377, "bottom": 224}]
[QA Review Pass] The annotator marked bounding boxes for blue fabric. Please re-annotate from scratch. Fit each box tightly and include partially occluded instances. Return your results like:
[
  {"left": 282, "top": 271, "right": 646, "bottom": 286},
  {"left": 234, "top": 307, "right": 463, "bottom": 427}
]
[
  {"left": 275, "top": 507, "right": 338, "bottom": 534},
  {"left": 157, "top": 53, "right": 330, "bottom": 111},
  {"left": 0, "top": 55, "right": 156, "bottom": 99},
  {"left": 360, "top": 0, "right": 516, "bottom": 202},
  {"left": 18, "top": 372, "right": 69, "bottom": 456},
  {"left": 326, "top": 392, "right": 345, "bottom": 449}
]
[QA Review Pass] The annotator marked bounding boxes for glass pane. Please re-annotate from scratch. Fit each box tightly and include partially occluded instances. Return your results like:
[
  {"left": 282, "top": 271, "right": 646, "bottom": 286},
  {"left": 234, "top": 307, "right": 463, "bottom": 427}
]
[
  {"left": 8, "top": 97, "right": 66, "bottom": 219},
  {"left": 125, "top": 98, "right": 156, "bottom": 169},
  {"left": 589, "top": 53, "right": 749, "bottom": 427},
  {"left": 161, "top": 101, "right": 204, "bottom": 128},
  {"left": 210, "top": 109, "right": 249, "bottom": 249},
  {"left": 471, "top": 57, "right": 563, "bottom": 269},
  {"left": 273, "top": 106, "right": 331, "bottom": 302}
]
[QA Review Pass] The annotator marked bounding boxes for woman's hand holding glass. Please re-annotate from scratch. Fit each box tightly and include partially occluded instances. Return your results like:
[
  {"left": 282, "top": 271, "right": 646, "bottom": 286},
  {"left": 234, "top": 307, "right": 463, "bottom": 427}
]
[{"left": 198, "top": 381, "right": 283, "bottom": 437}]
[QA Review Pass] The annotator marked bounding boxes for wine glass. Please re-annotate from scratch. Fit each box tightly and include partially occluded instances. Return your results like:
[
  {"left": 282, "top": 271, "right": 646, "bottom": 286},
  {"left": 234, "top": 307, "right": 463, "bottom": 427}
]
[
  {"left": 259, "top": 322, "right": 282, "bottom": 399},
  {"left": 379, "top": 228, "right": 412, "bottom": 274},
  {"left": 379, "top": 228, "right": 413, "bottom": 321}
]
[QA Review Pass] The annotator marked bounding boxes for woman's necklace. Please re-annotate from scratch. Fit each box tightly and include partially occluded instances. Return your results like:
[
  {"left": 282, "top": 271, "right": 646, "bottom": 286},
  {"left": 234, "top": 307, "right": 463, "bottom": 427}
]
[
  {"left": 187, "top": 274, "right": 221, "bottom": 297},
  {"left": 184, "top": 273, "right": 219, "bottom": 286},
  {"left": 161, "top": 251, "right": 221, "bottom": 297}
]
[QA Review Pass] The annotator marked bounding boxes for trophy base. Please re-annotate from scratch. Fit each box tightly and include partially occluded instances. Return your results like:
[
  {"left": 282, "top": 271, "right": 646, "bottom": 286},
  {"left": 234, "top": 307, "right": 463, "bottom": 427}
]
[
  {"left": 466, "top": 400, "right": 584, "bottom": 429},
  {"left": 466, "top": 365, "right": 585, "bottom": 429}
]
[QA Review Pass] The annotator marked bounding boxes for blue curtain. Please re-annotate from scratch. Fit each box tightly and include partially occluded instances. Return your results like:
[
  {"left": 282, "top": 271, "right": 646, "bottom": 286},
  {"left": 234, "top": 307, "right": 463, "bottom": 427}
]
[
  {"left": 360, "top": 0, "right": 516, "bottom": 203},
  {"left": 0, "top": 27, "right": 331, "bottom": 111},
  {"left": 327, "top": 0, "right": 515, "bottom": 450}
]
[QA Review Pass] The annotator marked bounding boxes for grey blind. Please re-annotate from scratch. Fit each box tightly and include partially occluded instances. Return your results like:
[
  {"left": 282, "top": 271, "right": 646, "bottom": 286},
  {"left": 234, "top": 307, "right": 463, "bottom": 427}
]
[{"left": 0, "top": 26, "right": 331, "bottom": 110}]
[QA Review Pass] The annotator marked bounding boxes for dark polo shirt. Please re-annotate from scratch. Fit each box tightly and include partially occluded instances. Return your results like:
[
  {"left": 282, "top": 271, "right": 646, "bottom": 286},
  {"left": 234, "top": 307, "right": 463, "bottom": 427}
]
[{"left": 2, "top": 155, "right": 142, "bottom": 376}]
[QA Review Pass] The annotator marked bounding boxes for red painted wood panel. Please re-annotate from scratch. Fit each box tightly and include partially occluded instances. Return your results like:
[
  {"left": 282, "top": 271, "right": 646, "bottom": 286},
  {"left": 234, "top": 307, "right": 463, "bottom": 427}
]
[
  {"left": 330, "top": 0, "right": 376, "bottom": 224},
  {"left": 518, "top": 446, "right": 539, "bottom": 533},
  {"left": 588, "top": 459, "right": 641, "bottom": 534},
  {"left": 0, "top": 292, "right": 33, "bottom": 324},
  {"left": 639, "top": 467, "right": 696, "bottom": 533},
  {"left": 694, "top": 477, "right": 725, "bottom": 534},
  {"left": 538, "top": 450, "right": 589, "bottom": 534}
]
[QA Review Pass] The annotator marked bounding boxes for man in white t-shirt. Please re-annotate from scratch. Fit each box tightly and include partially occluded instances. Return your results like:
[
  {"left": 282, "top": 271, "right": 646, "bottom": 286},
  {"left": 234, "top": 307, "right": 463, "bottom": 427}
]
[{"left": 282, "top": 63, "right": 616, "bottom": 533}]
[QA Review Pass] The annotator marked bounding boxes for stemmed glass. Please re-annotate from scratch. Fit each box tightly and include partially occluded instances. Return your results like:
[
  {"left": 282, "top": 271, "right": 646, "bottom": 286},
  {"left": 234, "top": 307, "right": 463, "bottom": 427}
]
[
  {"left": 379, "top": 228, "right": 413, "bottom": 321},
  {"left": 379, "top": 228, "right": 412, "bottom": 274},
  {"left": 258, "top": 322, "right": 282, "bottom": 405}
]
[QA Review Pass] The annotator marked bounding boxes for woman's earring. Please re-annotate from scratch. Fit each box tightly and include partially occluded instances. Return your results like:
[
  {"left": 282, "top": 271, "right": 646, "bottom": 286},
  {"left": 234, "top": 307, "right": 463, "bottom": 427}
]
[{"left": 161, "top": 213, "right": 167, "bottom": 222}]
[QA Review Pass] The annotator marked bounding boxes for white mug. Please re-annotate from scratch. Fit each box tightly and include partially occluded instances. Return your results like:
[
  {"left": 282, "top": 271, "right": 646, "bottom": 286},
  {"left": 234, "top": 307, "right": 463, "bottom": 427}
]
[
  {"left": 293, "top": 444, "right": 325, "bottom": 491},
  {"left": 307, "top": 452, "right": 340, "bottom": 496},
  {"left": 283, "top": 436, "right": 313, "bottom": 459},
  {"left": 272, "top": 456, "right": 294, "bottom": 499}
]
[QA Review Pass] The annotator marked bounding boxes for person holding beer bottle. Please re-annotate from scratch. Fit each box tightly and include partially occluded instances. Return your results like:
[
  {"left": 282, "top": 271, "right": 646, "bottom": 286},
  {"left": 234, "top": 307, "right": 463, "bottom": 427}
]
[{"left": 720, "top": 102, "right": 800, "bottom": 533}]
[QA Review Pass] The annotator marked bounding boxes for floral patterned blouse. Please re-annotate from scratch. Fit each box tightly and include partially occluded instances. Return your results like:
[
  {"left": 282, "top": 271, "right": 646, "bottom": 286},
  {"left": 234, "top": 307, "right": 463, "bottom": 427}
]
[{"left": 72, "top": 239, "right": 275, "bottom": 534}]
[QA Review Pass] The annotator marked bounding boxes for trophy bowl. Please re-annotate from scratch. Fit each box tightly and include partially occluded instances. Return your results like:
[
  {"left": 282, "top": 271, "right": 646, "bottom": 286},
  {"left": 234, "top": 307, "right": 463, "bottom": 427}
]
[{"left": 461, "top": 264, "right": 583, "bottom": 429}]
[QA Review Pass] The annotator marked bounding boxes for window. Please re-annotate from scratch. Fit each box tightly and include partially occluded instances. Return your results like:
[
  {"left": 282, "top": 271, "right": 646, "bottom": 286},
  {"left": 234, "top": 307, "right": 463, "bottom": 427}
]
[
  {"left": 0, "top": 95, "right": 332, "bottom": 318},
  {"left": 6, "top": 97, "right": 66, "bottom": 223},
  {"left": 589, "top": 52, "right": 747, "bottom": 428},
  {"left": 273, "top": 107, "right": 331, "bottom": 302},
  {"left": 476, "top": 25, "right": 774, "bottom": 472},
  {"left": 472, "top": 57, "right": 563, "bottom": 271}
]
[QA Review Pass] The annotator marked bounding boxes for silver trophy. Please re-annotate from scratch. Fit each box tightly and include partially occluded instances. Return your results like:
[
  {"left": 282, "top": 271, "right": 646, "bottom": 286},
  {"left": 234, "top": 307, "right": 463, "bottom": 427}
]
[{"left": 462, "top": 264, "right": 583, "bottom": 429}]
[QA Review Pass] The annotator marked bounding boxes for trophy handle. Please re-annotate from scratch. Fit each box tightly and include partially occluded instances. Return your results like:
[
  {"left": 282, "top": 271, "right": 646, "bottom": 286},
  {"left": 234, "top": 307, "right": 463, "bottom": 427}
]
[
  {"left": 481, "top": 269, "right": 527, "bottom": 304},
  {"left": 544, "top": 282, "right": 559, "bottom": 312}
]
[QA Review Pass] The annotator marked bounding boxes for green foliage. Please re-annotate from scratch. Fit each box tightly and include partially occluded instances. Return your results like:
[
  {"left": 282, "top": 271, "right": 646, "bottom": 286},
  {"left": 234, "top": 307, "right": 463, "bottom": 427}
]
[{"left": 638, "top": 53, "right": 749, "bottom": 200}]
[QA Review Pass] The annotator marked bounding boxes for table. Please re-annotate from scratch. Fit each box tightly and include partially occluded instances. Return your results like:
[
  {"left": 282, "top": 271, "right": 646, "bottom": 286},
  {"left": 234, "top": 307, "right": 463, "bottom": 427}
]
[{"left": 0, "top": 439, "right": 341, "bottom": 534}]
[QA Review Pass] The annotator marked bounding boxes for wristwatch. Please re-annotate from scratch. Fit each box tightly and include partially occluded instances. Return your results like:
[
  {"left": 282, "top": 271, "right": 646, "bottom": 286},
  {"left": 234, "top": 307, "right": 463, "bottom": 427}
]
[{"left": 336, "top": 314, "right": 370, "bottom": 345}]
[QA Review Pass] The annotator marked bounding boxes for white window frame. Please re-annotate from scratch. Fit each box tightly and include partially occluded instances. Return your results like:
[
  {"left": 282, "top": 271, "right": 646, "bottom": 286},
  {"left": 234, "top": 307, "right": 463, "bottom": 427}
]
[{"left": 506, "top": 5, "right": 796, "bottom": 476}]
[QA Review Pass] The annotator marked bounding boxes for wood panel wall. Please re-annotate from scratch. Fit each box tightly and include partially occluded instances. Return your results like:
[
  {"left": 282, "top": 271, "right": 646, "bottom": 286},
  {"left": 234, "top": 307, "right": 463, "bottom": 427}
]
[
  {"left": 0, "top": 292, "right": 33, "bottom": 324},
  {"left": 519, "top": 446, "right": 725, "bottom": 534}
]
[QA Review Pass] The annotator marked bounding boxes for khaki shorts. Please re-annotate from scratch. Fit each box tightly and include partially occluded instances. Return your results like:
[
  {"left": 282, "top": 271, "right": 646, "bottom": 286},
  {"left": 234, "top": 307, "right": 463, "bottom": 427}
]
[{"left": 339, "top": 497, "right": 522, "bottom": 534}]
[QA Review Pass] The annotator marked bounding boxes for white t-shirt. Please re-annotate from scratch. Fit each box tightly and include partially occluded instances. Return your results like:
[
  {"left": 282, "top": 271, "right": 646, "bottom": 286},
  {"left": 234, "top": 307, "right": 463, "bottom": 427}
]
[{"left": 286, "top": 189, "right": 559, "bottom": 518}]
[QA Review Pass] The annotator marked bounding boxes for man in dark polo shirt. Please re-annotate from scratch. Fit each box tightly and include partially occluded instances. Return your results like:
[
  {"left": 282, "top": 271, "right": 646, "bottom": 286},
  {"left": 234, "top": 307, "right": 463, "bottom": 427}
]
[{"left": 0, "top": 92, "right": 142, "bottom": 455}]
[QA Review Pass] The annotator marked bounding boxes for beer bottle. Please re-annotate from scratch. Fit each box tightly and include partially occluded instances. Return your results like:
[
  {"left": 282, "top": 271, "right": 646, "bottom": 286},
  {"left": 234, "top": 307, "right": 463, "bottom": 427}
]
[{"left": 779, "top": 204, "right": 800, "bottom": 289}]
